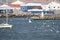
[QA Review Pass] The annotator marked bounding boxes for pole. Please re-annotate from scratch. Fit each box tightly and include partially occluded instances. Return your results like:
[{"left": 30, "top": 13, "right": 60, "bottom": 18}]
[
  {"left": 6, "top": 0, "right": 8, "bottom": 24},
  {"left": 6, "top": 8, "right": 8, "bottom": 24}
]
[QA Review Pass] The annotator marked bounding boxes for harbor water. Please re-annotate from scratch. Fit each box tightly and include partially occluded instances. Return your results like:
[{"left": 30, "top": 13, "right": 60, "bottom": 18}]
[{"left": 0, "top": 18, "right": 60, "bottom": 40}]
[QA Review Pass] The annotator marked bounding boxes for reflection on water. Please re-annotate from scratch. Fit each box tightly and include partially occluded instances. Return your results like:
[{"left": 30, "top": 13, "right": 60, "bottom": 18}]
[{"left": 0, "top": 18, "right": 60, "bottom": 40}]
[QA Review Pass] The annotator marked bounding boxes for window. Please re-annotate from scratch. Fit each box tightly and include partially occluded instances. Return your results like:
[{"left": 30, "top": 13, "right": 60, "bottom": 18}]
[
  {"left": 53, "top": 7, "right": 55, "bottom": 8},
  {"left": 48, "top": 7, "right": 50, "bottom": 8}
]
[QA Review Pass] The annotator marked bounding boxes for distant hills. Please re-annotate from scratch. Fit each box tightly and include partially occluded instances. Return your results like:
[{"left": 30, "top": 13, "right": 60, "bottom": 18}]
[
  {"left": 1, "top": 0, "right": 53, "bottom": 4},
  {"left": 0, "top": 0, "right": 60, "bottom": 4}
]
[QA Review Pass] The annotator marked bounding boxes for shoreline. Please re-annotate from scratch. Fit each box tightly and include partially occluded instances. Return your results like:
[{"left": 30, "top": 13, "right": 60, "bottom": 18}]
[{"left": 0, "top": 14, "right": 60, "bottom": 20}]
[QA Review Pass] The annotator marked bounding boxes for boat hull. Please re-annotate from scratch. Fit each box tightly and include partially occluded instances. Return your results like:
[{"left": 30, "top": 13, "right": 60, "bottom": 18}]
[{"left": 0, "top": 23, "right": 12, "bottom": 28}]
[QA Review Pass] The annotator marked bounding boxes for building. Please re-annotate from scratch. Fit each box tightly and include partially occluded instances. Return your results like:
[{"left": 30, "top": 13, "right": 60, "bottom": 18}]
[
  {"left": 0, "top": 4, "right": 13, "bottom": 14},
  {"left": 21, "top": 3, "right": 43, "bottom": 12},
  {"left": 8, "top": 0, "right": 25, "bottom": 10},
  {"left": 20, "top": 1, "right": 60, "bottom": 15},
  {"left": 47, "top": 2, "right": 60, "bottom": 10}
]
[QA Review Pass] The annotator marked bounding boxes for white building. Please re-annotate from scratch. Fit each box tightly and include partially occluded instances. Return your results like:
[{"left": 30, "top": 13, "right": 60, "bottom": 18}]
[
  {"left": 0, "top": 4, "right": 14, "bottom": 13},
  {"left": 47, "top": 2, "right": 60, "bottom": 10},
  {"left": 21, "top": 1, "right": 60, "bottom": 14}
]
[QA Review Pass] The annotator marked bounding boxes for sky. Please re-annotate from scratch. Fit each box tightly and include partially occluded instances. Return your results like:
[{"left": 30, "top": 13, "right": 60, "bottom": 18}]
[
  {"left": 0, "top": 0, "right": 53, "bottom": 2},
  {"left": 0, "top": 0, "right": 60, "bottom": 3}
]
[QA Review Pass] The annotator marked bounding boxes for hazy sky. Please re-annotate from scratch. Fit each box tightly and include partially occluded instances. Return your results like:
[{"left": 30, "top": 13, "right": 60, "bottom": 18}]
[
  {"left": 1, "top": 0, "right": 60, "bottom": 2},
  {"left": 0, "top": 0, "right": 53, "bottom": 2}
]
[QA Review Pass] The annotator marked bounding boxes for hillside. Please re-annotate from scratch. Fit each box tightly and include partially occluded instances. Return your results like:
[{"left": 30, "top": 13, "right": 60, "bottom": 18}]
[{"left": 0, "top": 0, "right": 60, "bottom": 4}]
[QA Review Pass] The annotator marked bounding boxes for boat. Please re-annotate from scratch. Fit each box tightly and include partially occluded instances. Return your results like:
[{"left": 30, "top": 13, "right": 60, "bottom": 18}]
[
  {"left": 0, "top": 23, "right": 12, "bottom": 28},
  {"left": 31, "top": 16, "right": 40, "bottom": 20},
  {"left": 29, "top": 19, "right": 32, "bottom": 23},
  {"left": 0, "top": 10, "right": 12, "bottom": 28}
]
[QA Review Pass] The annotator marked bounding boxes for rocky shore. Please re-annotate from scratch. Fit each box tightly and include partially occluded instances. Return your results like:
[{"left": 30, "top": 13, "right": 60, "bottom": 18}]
[{"left": 0, "top": 13, "right": 60, "bottom": 20}]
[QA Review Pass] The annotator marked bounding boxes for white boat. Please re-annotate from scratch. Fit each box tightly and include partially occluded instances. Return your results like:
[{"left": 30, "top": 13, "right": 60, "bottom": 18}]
[
  {"left": 0, "top": 23, "right": 12, "bottom": 28},
  {"left": 0, "top": 5, "right": 12, "bottom": 28},
  {"left": 29, "top": 19, "right": 32, "bottom": 23},
  {"left": 31, "top": 16, "right": 40, "bottom": 20}
]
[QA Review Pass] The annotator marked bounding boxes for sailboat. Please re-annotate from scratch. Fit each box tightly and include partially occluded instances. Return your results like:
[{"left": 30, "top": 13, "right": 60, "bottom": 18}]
[
  {"left": 0, "top": 23, "right": 12, "bottom": 28},
  {"left": 0, "top": 6, "right": 12, "bottom": 28}
]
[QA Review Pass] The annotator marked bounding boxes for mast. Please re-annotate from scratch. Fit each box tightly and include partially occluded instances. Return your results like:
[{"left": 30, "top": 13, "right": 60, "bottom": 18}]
[
  {"left": 6, "top": 0, "right": 8, "bottom": 24},
  {"left": 6, "top": 8, "right": 8, "bottom": 24}
]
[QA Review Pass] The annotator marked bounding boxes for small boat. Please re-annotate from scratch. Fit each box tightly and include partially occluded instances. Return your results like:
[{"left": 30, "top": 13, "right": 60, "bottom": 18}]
[
  {"left": 0, "top": 23, "right": 12, "bottom": 28},
  {"left": 31, "top": 16, "right": 40, "bottom": 20},
  {"left": 29, "top": 19, "right": 32, "bottom": 23}
]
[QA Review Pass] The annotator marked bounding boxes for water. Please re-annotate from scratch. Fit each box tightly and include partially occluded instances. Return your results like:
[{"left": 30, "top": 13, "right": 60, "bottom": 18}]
[{"left": 0, "top": 18, "right": 60, "bottom": 40}]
